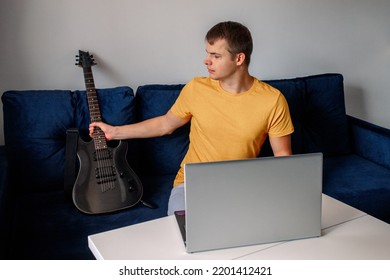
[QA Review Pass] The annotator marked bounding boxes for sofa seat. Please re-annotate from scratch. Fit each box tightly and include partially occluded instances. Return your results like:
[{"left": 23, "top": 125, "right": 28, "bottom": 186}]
[
  {"left": 323, "top": 154, "right": 390, "bottom": 223},
  {"left": 8, "top": 173, "right": 175, "bottom": 259}
]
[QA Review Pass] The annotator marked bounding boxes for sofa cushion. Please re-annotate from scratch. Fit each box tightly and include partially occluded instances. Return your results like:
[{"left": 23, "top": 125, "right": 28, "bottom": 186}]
[
  {"left": 135, "top": 84, "right": 189, "bottom": 176},
  {"left": 259, "top": 74, "right": 350, "bottom": 157},
  {"left": 264, "top": 78, "right": 306, "bottom": 155},
  {"left": 74, "top": 86, "right": 136, "bottom": 139},
  {"left": 2, "top": 90, "right": 74, "bottom": 191},
  {"left": 349, "top": 116, "right": 390, "bottom": 170},
  {"left": 323, "top": 154, "right": 390, "bottom": 222},
  {"left": 302, "top": 74, "right": 351, "bottom": 156}
]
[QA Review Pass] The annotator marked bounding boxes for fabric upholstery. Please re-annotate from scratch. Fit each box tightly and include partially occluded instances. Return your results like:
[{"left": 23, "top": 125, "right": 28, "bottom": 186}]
[
  {"left": 74, "top": 86, "right": 136, "bottom": 139},
  {"left": 135, "top": 84, "right": 189, "bottom": 175},
  {"left": 349, "top": 115, "right": 390, "bottom": 169},
  {"left": 8, "top": 174, "right": 174, "bottom": 259},
  {"left": 302, "top": 74, "right": 351, "bottom": 156},
  {"left": 265, "top": 78, "right": 306, "bottom": 155},
  {"left": 2, "top": 87, "right": 135, "bottom": 191},
  {"left": 0, "top": 146, "right": 11, "bottom": 258},
  {"left": 2, "top": 90, "right": 74, "bottom": 191},
  {"left": 323, "top": 154, "right": 390, "bottom": 222}
]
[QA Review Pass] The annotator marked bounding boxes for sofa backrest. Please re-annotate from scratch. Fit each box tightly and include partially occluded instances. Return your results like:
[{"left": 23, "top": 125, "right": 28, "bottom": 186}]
[
  {"left": 135, "top": 84, "right": 189, "bottom": 176},
  {"left": 264, "top": 73, "right": 351, "bottom": 157},
  {"left": 2, "top": 73, "right": 351, "bottom": 189},
  {"left": 2, "top": 86, "right": 135, "bottom": 191}
]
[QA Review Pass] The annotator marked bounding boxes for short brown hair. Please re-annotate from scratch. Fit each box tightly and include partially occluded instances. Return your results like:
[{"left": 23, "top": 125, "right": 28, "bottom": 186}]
[{"left": 205, "top": 21, "right": 253, "bottom": 66}]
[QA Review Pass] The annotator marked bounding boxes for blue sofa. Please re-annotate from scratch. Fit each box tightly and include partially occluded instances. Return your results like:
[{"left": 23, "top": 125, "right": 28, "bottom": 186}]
[{"left": 1, "top": 73, "right": 389, "bottom": 259}]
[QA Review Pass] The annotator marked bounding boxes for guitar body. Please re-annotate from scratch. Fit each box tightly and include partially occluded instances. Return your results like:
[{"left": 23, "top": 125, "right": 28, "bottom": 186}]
[{"left": 72, "top": 138, "right": 143, "bottom": 214}]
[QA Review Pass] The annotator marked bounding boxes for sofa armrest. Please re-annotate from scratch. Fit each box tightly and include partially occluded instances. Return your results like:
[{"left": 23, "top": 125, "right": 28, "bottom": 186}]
[
  {"left": 0, "top": 145, "right": 9, "bottom": 211},
  {"left": 348, "top": 115, "right": 390, "bottom": 169},
  {"left": 0, "top": 145, "right": 11, "bottom": 258}
]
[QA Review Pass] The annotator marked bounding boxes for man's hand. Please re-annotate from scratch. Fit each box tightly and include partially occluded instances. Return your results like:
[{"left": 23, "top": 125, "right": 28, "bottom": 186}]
[{"left": 89, "top": 122, "right": 117, "bottom": 141}]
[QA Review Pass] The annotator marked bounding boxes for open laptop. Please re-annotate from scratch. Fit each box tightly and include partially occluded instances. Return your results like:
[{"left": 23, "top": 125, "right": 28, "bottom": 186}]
[{"left": 175, "top": 153, "right": 323, "bottom": 253}]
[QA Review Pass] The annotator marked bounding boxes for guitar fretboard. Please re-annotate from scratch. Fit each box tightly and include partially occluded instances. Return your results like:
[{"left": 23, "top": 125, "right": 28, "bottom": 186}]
[{"left": 83, "top": 68, "right": 107, "bottom": 150}]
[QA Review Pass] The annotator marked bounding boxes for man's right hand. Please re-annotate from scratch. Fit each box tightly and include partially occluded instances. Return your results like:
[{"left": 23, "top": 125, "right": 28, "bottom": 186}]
[{"left": 89, "top": 122, "right": 116, "bottom": 141}]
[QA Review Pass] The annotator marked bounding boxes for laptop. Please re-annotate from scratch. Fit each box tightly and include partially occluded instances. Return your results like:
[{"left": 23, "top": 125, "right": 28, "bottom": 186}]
[{"left": 175, "top": 153, "right": 323, "bottom": 253}]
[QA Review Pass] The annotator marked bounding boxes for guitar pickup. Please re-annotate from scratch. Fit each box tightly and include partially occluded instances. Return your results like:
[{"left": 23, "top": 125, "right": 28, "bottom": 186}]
[
  {"left": 93, "top": 149, "right": 113, "bottom": 161},
  {"left": 95, "top": 166, "right": 116, "bottom": 180}
]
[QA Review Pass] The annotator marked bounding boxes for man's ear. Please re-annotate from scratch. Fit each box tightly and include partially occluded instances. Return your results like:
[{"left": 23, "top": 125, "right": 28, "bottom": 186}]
[{"left": 236, "top": 53, "right": 246, "bottom": 66}]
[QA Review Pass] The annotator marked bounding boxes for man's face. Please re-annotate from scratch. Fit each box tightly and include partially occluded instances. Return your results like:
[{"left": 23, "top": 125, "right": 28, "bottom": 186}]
[{"left": 204, "top": 39, "right": 238, "bottom": 81}]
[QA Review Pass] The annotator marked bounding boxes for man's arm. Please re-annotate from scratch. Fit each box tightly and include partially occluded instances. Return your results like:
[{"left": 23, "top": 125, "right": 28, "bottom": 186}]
[
  {"left": 89, "top": 110, "right": 190, "bottom": 140},
  {"left": 269, "top": 135, "right": 292, "bottom": 156}
]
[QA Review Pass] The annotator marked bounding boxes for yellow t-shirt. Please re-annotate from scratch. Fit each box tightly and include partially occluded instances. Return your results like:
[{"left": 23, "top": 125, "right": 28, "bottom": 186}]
[{"left": 170, "top": 77, "right": 294, "bottom": 186}]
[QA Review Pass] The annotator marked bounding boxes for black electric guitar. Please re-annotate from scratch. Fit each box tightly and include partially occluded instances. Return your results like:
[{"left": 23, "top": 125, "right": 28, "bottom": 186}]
[{"left": 72, "top": 50, "right": 143, "bottom": 214}]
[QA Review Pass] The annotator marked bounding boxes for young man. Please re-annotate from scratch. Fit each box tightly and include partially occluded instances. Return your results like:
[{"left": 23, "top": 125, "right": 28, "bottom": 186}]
[{"left": 89, "top": 21, "right": 294, "bottom": 215}]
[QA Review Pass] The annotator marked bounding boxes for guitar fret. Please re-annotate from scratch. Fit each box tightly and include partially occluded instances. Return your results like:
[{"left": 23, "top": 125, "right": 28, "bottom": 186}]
[{"left": 82, "top": 65, "right": 105, "bottom": 151}]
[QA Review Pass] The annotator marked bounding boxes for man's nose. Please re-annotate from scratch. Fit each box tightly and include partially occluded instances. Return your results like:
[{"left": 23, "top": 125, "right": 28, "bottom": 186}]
[{"left": 204, "top": 56, "right": 211, "bottom": 65}]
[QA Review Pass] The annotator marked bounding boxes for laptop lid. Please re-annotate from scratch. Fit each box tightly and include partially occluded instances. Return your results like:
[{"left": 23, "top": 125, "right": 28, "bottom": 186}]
[{"left": 182, "top": 153, "right": 323, "bottom": 253}]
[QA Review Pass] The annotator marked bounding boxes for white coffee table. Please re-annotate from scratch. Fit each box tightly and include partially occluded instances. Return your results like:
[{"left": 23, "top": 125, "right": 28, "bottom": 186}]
[{"left": 88, "top": 195, "right": 390, "bottom": 259}]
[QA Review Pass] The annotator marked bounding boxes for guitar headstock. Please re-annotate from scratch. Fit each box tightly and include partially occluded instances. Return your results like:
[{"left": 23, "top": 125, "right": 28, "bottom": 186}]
[{"left": 75, "top": 50, "right": 96, "bottom": 69}]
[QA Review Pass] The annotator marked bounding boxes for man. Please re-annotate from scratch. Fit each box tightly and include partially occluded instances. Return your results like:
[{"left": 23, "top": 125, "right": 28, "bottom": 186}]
[{"left": 89, "top": 21, "right": 294, "bottom": 215}]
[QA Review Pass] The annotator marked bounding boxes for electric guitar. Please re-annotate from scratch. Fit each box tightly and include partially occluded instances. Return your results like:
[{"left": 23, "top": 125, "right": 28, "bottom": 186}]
[{"left": 72, "top": 50, "right": 143, "bottom": 214}]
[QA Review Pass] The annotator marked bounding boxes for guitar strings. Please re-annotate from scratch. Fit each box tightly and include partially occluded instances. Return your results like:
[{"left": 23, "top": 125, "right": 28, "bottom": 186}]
[
  {"left": 93, "top": 113, "right": 116, "bottom": 193},
  {"left": 94, "top": 126, "right": 116, "bottom": 192},
  {"left": 85, "top": 74, "right": 116, "bottom": 193}
]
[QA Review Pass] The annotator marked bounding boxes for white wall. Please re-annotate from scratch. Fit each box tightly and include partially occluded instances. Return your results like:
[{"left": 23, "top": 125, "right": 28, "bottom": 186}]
[{"left": 1, "top": 0, "right": 390, "bottom": 145}]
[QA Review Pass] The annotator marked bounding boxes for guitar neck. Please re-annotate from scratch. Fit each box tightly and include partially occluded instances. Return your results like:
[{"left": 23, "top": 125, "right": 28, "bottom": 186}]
[{"left": 83, "top": 67, "right": 107, "bottom": 150}]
